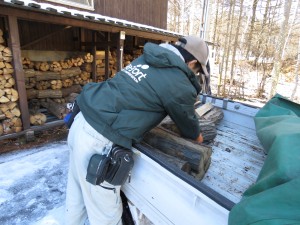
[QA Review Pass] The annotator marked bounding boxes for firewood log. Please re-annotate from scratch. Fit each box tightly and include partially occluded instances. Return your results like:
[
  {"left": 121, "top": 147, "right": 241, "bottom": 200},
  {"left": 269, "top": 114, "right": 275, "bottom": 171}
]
[
  {"left": 2, "top": 117, "right": 22, "bottom": 134},
  {"left": 27, "top": 85, "right": 82, "bottom": 99},
  {"left": 60, "top": 60, "right": 73, "bottom": 69},
  {"left": 30, "top": 113, "right": 47, "bottom": 125},
  {"left": 62, "top": 78, "right": 73, "bottom": 88},
  {"left": 72, "top": 57, "right": 84, "bottom": 67},
  {"left": 40, "top": 62, "right": 50, "bottom": 71},
  {"left": 0, "top": 102, "right": 21, "bottom": 119},
  {"left": 196, "top": 103, "right": 224, "bottom": 124},
  {"left": 22, "top": 57, "right": 31, "bottom": 68},
  {"left": 40, "top": 98, "right": 68, "bottom": 119},
  {"left": 0, "top": 74, "right": 15, "bottom": 89},
  {"left": 84, "top": 53, "right": 93, "bottom": 63},
  {"left": 160, "top": 117, "right": 217, "bottom": 142},
  {"left": 50, "top": 79, "right": 63, "bottom": 90},
  {"left": 0, "top": 88, "right": 18, "bottom": 102},
  {"left": 81, "top": 63, "right": 92, "bottom": 73},
  {"left": 50, "top": 61, "right": 62, "bottom": 72},
  {"left": 80, "top": 71, "right": 91, "bottom": 81},
  {"left": 25, "top": 77, "right": 36, "bottom": 89},
  {"left": 141, "top": 142, "right": 191, "bottom": 174},
  {"left": 36, "top": 80, "right": 51, "bottom": 90},
  {"left": 143, "top": 127, "right": 212, "bottom": 180}
]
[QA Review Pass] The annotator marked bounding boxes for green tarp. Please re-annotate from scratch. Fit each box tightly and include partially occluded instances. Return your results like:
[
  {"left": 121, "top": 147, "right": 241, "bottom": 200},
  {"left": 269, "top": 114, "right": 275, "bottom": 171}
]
[{"left": 228, "top": 94, "right": 300, "bottom": 225}]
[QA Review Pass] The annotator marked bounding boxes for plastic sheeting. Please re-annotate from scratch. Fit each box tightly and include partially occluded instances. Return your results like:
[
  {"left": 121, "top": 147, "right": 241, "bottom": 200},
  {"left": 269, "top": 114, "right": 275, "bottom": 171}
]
[{"left": 229, "top": 94, "right": 300, "bottom": 225}]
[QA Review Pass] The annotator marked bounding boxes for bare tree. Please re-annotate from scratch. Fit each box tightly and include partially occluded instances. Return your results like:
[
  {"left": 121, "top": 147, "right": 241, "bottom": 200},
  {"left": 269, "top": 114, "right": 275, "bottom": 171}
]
[
  {"left": 269, "top": 0, "right": 293, "bottom": 98},
  {"left": 246, "top": 0, "right": 258, "bottom": 59},
  {"left": 228, "top": 0, "right": 244, "bottom": 97},
  {"left": 222, "top": 0, "right": 236, "bottom": 96},
  {"left": 291, "top": 37, "right": 300, "bottom": 101}
]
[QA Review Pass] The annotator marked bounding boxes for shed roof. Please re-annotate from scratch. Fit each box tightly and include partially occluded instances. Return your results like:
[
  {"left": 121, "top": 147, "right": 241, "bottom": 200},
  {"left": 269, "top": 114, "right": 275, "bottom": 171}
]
[{"left": 2, "top": 0, "right": 181, "bottom": 41}]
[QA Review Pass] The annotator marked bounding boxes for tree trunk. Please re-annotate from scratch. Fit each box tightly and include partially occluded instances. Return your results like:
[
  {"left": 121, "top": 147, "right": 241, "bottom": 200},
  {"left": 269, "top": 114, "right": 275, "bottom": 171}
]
[
  {"left": 291, "top": 38, "right": 300, "bottom": 101},
  {"left": 269, "top": 0, "right": 293, "bottom": 98},
  {"left": 246, "top": 0, "right": 258, "bottom": 59},
  {"left": 222, "top": 0, "right": 235, "bottom": 96},
  {"left": 228, "top": 0, "right": 244, "bottom": 96}
]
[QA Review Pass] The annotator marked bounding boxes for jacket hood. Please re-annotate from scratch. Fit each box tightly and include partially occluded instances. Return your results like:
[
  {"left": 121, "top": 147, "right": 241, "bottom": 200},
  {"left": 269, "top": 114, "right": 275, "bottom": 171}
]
[{"left": 143, "top": 43, "right": 201, "bottom": 94}]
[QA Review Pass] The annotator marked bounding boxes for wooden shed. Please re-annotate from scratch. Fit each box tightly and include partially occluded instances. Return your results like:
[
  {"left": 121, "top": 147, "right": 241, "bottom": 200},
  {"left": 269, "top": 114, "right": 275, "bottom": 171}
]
[{"left": 0, "top": 0, "right": 180, "bottom": 140}]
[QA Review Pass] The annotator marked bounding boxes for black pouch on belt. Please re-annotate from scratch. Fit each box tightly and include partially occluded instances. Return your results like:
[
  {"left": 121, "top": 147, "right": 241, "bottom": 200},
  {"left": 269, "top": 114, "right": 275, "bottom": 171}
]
[
  {"left": 105, "top": 145, "right": 134, "bottom": 186},
  {"left": 86, "top": 154, "right": 111, "bottom": 185}
]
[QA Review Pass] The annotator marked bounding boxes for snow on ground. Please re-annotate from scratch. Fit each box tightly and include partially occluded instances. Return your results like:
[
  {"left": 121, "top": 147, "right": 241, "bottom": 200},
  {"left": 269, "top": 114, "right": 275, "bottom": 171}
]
[{"left": 0, "top": 141, "right": 69, "bottom": 225}]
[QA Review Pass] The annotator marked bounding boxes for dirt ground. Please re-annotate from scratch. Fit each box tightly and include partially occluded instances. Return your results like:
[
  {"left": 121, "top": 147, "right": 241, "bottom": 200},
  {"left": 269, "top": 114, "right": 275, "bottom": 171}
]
[{"left": 0, "top": 126, "right": 69, "bottom": 154}]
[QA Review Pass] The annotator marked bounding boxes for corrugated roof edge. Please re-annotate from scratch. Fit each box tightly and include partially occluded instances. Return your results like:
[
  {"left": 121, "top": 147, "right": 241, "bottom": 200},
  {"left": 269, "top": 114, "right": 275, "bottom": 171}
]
[{"left": 2, "top": 0, "right": 181, "bottom": 38}]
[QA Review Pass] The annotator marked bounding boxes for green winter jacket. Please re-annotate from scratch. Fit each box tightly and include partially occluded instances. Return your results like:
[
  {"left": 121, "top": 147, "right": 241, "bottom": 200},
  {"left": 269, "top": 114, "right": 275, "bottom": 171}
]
[{"left": 77, "top": 42, "right": 201, "bottom": 148}]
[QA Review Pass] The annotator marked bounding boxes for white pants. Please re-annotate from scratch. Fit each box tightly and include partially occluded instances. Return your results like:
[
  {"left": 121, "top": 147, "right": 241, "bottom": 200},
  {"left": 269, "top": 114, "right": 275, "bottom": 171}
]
[{"left": 65, "top": 112, "right": 123, "bottom": 225}]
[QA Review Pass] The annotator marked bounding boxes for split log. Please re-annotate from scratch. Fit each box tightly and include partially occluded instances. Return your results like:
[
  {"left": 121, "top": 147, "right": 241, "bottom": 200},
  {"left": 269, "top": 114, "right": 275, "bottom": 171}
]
[
  {"left": 62, "top": 78, "right": 73, "bottom": 88},
  {"left": 0, "top": 102, "right": 21, "bottom": 119},
  {"left": 50, "top": 61, "right": 62, "bottom": 72},
  {"left": 0, "top": 74, "right": 15, "bottom": 89},
  {"left": 196, "top": 103, "right": 224, "bottom": 124},
  {"left": 27, "top": 84, "right": 82, "bottom": 99},
  {"left": 36, "top": 80, "right": 51, "bottom": 90},
  {"left": 143, "top": 127, "right": 212, "bottom": 180},
  {"left": 30, "top": 113, "right": 47, "bottom": 125},
  {"left": 2, "top": 117, "right": 22, "bottom": 134},
  {"left": 72, "top": 57, "right": 84, "bottom": 67},
  {"left": 50, "top": 80, "right": 63, "bottom": 90},
  {"left": 22, "top": 57, "right": 31, "bottom": 67},
  {"left": 84, "top": 53, "right": 93, "bottom": 63},
  {"left": 0, "top": 88, "right": 19, "bottom": 102},
  {"left": 40, "top": 98, "right": 68, "bottom": 119},
  {"left": 25, "top": 77, "right": 36, "bottom": 89},
  {"left": 60, "top": 59, "right": 73, "bottom": 69}
]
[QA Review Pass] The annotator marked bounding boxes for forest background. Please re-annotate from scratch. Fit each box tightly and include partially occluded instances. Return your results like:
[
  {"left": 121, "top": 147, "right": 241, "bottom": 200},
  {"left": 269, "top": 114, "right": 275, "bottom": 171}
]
[{"left": 167, "top": 0, "right": 300, "bottom": 105}]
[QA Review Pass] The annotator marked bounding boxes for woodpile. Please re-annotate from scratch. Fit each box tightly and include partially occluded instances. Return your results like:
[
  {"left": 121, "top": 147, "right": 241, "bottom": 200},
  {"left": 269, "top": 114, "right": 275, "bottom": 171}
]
[
  {"left": 95, "top": 49, "right": 142, "bottom": 82},
  {"left": 0, "top": 29, "right": 22, "bottom": 136}
]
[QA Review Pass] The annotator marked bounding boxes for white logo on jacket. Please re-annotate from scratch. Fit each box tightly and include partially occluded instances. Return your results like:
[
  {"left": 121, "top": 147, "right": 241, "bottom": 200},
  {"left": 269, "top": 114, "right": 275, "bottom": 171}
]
[{"left": 123, "top": 64, "right": 148, "bottom": 83}]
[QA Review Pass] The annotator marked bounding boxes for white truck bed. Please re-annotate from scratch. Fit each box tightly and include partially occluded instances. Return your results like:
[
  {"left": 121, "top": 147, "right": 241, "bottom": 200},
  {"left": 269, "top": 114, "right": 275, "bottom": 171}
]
[{"left": 123, "top": 96, "right": 266, "bottom": 225}]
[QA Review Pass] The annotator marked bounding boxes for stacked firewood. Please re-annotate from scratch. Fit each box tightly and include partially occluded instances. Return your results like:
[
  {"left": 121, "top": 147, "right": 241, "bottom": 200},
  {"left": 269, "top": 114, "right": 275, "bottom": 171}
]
[
  {"left": 0, "top": 29, "right": 22, "bottom": 135},
  {"left": 23, "top": 53, "right": 95, "bottom": 125},
  {"left": 95, "top": 49, "right": 143, "bottom": 82}
]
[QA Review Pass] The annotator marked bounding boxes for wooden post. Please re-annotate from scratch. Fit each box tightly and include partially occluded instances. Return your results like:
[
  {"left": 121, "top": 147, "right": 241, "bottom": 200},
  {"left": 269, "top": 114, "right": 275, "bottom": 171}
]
[
  {"left": 6, "top": 16, "right": 30, "bottom": 130},
  {"left": 79, "top": 27, "right": 85, "bottom": 51},
  {"left": 117, "top": 31, "right": 125, "bottom": 72},
  {"left": 105, "top": 32, "right": 110, "bottom": 80}
]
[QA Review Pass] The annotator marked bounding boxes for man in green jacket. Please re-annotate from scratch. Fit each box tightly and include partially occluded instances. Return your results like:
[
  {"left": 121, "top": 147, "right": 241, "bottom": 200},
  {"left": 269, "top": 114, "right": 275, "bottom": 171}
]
[{"left": 65, "top": 36, "right": 210, "bottom": 225}]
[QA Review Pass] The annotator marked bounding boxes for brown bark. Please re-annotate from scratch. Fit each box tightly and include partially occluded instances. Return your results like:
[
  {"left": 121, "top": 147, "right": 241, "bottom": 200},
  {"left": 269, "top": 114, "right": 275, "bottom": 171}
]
[
  {"left": 27, "top": 84, "right": 82, "bottom": 99},
  {"left": 143, "top": 127, "right": 212, "bottom": 180},
  {"left": 40, "top": 98, "right": 68, "bottom": 119}
]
